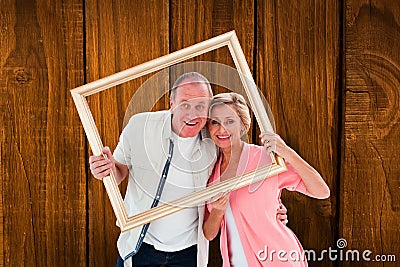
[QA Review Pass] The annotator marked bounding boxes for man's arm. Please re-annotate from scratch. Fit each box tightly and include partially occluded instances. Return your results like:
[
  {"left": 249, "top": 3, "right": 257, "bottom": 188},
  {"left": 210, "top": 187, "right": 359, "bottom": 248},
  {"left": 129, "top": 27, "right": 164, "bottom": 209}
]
[{"left": 89, "top": 146, "right": 129, "bottom": 185}]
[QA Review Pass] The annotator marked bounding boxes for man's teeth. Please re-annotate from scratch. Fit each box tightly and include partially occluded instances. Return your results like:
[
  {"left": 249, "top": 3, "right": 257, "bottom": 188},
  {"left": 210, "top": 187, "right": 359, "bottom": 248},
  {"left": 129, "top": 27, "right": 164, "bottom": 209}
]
[{"left": 185, "top": 121, "right": 197, "bottom": 126}]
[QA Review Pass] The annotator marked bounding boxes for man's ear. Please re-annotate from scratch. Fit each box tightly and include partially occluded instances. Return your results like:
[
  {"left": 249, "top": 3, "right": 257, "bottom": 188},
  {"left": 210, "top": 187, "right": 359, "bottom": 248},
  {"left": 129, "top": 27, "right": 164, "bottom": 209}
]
[{"left": 169, "top": 98, "right": 174, "bottom": 113}]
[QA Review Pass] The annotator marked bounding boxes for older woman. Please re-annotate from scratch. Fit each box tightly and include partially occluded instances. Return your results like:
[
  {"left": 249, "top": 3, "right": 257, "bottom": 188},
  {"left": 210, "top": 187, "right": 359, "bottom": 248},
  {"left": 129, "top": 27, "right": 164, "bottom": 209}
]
[{"left": 203, "top": 93, "right": 330, "bottom": 266}]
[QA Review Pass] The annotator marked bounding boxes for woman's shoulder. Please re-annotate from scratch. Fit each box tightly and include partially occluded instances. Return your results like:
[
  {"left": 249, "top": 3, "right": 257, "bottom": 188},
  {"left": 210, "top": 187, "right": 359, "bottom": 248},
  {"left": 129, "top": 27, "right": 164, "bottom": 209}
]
[
  {"left": 240, "top": 143, "right": 272, "bottom": 171},
  {"left": 244, "top": 143, "right": 268, "bottom": 158},
  {"left": 245, "top": 142, "right": 263, "bottom": 151}
]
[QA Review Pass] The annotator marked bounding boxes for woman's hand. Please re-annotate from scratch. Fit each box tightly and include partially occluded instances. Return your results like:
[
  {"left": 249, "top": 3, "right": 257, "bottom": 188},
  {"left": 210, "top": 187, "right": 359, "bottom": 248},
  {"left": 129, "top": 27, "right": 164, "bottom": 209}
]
[
  {"left": 203, "top": 192, "right": 231, "bottom": 241},
  {"left": 260, "top": 132, "right": 330, "bottom": 199},
  {"left": 210, "top": 192, "right": 231, "bottom": 215},
  {"left": 260, "top": 132, "right": 294, "bottom": 159}
]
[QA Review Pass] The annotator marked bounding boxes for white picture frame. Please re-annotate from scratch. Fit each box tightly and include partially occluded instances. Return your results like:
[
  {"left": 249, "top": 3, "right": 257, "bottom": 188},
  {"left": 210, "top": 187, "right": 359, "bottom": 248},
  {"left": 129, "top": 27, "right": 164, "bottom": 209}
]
[{"left": 71, "top": 31, "right": 287, "bottom": 232}]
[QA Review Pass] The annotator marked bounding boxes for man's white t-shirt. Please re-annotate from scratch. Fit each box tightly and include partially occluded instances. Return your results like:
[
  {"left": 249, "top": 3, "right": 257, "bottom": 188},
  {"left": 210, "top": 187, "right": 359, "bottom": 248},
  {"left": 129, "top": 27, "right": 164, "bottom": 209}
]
[{"left": 144, "top": 132, "right": 199, "bottom": 251}]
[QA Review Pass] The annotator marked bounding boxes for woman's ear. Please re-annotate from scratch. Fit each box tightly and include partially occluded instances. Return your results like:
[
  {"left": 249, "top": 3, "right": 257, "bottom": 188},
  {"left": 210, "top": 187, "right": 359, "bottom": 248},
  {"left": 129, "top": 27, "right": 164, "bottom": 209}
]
[{"left": 240, "top": 121, "right": 246, "bottom": 136}]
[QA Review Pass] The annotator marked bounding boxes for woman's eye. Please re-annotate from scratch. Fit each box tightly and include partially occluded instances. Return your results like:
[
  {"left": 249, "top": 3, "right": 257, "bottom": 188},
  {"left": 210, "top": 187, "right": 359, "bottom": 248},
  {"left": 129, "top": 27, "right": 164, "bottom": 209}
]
[
  {"left": 211, "top": 120, "right": 219, "bottom": 125},
  {"left": 227, "top": 119, "right": 234, "bottom": 124}
]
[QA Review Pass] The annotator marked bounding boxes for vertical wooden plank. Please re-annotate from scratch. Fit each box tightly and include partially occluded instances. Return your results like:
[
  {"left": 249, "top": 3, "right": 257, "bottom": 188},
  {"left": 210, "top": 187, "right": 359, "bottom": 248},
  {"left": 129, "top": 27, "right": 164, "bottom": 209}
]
[
  {"left": 170, "top": 0, "right": 254, "bottom": 265},
  {"left": 84, "top": 0, "right": 169, "bottom": 266},
  {"left": 257, "top": 0, "right": 340, "bottom": 265},
  {"left": 342, "top": 0, "right": 400, "bottom": 265},
  {"left": 170, "top": 0, "right": 254, "bottom": 76},
  {"left": 0, "top": 0, "right": 86, "bottom": 266}
]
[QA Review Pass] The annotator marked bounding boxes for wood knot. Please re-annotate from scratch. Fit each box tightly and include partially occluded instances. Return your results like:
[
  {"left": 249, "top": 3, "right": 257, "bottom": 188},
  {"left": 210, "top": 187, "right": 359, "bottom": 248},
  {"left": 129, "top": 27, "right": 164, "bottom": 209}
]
[
  {"left": 14, "top": 69, "right": 31, "bottom": 84},
  {"left": 317, "top": 199, "right": 333, "bottom": 217}
]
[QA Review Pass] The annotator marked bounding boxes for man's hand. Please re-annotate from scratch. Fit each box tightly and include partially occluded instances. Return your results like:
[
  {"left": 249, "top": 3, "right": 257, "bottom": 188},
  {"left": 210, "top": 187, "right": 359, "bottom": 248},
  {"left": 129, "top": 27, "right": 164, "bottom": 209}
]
[
  {"left": 89, "top": 147, "right": 116, "bottom": 180},
  {"left": 277, "top": 201, "right": 289, "bottom": 225}
]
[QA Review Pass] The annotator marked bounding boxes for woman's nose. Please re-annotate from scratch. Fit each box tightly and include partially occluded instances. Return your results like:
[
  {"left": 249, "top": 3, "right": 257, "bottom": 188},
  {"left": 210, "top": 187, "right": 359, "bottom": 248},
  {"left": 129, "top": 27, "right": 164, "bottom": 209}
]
[{"left": 216, "top": 124, "right": 227, "bottom": 134}]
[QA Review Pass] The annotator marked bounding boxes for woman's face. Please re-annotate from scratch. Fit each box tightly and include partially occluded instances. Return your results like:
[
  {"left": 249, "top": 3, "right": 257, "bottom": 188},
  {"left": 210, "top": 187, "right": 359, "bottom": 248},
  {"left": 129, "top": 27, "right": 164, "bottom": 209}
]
[{"left": 208, "top": 104, "right": 244, "bottom": 150}]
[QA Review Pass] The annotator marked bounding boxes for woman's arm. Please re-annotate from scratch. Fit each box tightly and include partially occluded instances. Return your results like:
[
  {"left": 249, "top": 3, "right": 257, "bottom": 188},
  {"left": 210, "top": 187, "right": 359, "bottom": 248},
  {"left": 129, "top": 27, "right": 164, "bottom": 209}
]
[
  {"left": 203, "top": 193, "right": 230, "bottom": 241},
  {"left": 260, "top": 132, "right": 330, "bottom": 199}
]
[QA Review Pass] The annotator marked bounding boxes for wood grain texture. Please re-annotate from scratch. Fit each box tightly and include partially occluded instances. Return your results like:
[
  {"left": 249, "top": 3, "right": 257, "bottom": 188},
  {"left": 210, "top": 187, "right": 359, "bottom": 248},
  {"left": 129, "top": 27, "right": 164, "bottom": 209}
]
[
  {"left": 257, "top": 0, "right": 340, "bottom": 265},
  {"left": 0, "top": 0, "right": 86, "bottom": 266},
  {"left": 341, "top": 0, "right": 400, "bottom": 266},
  {"left": 84, "top": 0, "right": 169, "bottom": 266},
  {"left": 170, "top": 0, "right": 254, "bottom": 265},
  {"left": 2, "top": 0, "right": 399, "bottom": 266}
]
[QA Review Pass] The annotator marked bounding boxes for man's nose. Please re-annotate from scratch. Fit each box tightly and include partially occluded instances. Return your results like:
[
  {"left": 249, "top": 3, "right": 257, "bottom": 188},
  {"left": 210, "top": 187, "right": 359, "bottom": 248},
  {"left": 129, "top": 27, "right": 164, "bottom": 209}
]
[
  {"left": 188, "top": 107, "right": 205, "bottom": 118},
  {"left": 187, "top": 107, "right": 197, "bottom": 117}
]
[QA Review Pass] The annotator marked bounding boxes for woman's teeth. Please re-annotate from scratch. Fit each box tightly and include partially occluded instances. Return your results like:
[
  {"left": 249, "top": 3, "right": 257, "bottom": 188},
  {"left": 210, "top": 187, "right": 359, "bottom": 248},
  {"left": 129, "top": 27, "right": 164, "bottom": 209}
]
[{"left": 217, "top": 135, "right": 230, "bottom": 139}]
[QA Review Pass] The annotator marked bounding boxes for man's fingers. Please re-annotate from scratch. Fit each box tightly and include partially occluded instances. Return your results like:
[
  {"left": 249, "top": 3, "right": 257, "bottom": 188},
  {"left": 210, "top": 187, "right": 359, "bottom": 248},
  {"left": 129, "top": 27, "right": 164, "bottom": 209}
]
[
  {"left": 93, "top": 163, "right": 112, "bottom": 175},
  {"left": 89, "top": 155, "right": 105, "bottom": 164},
  {"left": 277, "top": 214, "right": 287, "bottom": 220},
  {"left": 90, "top": 159, "right": 111, "bottom": 171},
  {"left": 277, "top": 214, "right": 288, "bottom": 225},
  {"left": 102, "top": 146, "right": 113, "bottom": 158},
  {"left": 93, "top": 167, "right": 112, "bottom": 180},
  {"left": 278, "top": 204, "right": 287, "bottom": 213},
  {"left": 279, "top": 203, "right": 287, "bottom": 212},
  {"left": 88, "top": 147, "right": 114, "bottom": 181}
]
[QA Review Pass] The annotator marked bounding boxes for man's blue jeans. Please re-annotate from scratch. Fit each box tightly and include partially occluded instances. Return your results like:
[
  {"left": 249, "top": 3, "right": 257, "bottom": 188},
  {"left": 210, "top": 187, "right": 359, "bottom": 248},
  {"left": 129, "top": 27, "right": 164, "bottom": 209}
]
[{"left": 116, "top": 242, "right": 197, "bottom": 267}]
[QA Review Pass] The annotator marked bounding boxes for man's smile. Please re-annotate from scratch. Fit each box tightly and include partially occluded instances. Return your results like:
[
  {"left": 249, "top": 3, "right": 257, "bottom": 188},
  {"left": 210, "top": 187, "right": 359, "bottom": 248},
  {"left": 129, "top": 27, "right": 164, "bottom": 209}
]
[{"left": 184, "top": 120, "right": 199, "bottom": 126}]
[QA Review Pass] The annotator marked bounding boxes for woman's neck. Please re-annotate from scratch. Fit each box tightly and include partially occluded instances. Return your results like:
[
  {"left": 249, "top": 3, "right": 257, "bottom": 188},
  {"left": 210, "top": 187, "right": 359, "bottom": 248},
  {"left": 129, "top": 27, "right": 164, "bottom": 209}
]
[{"left": 221, "top": 140, "right": 244, "bottom": 165}]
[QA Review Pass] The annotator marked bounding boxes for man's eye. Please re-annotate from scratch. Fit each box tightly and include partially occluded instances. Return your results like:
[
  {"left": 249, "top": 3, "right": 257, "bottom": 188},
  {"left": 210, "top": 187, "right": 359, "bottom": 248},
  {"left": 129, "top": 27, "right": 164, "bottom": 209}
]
[
  {"left": 181, "top": 103, "right": 189, "bottom": 109},
  {"left": 196, "top": 105, "right": 205, "bottom": 110}
]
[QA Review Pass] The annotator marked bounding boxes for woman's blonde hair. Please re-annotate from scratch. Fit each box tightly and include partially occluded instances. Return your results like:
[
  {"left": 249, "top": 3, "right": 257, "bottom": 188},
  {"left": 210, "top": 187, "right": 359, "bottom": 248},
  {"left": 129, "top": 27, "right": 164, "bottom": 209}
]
[{"left": 209, "top": 92, "right": 251, "bottom": 135}]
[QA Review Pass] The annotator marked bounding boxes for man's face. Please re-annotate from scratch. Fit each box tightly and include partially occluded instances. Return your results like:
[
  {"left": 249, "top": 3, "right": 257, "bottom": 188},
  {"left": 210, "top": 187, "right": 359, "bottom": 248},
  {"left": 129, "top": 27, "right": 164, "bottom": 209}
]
[{"left": 170, "top": 80, "right": 211, "bottom": 138}]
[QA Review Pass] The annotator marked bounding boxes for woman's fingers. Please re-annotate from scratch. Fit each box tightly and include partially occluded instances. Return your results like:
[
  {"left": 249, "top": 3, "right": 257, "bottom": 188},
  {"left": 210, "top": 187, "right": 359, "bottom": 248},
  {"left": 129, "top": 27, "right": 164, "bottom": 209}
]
[
  {"left": 212, "top": 192, "right": 231, "bottom": 211},
  {"left": 260, "top": 132, "right": 290, "bottom": 157},
  {"left": 260, "top": 132, "right": 275, "bottom": 144}
]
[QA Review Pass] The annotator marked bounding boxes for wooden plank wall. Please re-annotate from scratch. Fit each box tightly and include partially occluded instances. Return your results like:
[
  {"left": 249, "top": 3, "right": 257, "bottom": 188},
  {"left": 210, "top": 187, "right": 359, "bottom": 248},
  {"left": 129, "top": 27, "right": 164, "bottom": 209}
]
[
  {"left": 1, "top": 0, "right": 86, "bottom": 266},
  {"left": 341, "top": 0, "right": 400, "bottom": 266},
  {"left": 257, "top": 1, "right": 340, "bottom": 266},
  {"left": 1, "top": 0, "right": 399, "bottom": 266},
  {"left": 84, "top": 1, "right": 169, "bottom": 266}
]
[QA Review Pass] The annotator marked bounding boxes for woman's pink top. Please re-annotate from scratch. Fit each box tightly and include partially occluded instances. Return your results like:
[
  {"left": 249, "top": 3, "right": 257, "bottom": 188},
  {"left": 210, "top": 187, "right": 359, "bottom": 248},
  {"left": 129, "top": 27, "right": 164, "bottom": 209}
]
[{"left": 207, "top": 143, "right": 308, "bottom": 266}]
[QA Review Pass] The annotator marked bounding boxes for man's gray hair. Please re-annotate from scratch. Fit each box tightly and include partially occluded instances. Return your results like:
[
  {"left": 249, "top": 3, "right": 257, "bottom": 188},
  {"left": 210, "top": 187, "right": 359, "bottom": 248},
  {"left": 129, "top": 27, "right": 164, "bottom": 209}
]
[{"left": 170, "top": 72, "right": 213, "bottom": 99}]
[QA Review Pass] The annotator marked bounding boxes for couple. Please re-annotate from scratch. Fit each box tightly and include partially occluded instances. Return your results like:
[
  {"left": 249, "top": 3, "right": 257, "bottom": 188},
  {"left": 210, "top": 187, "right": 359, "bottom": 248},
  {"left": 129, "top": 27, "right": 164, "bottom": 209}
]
[{"left": 89, "top": 72, "right": 330, "bottom": 267}]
